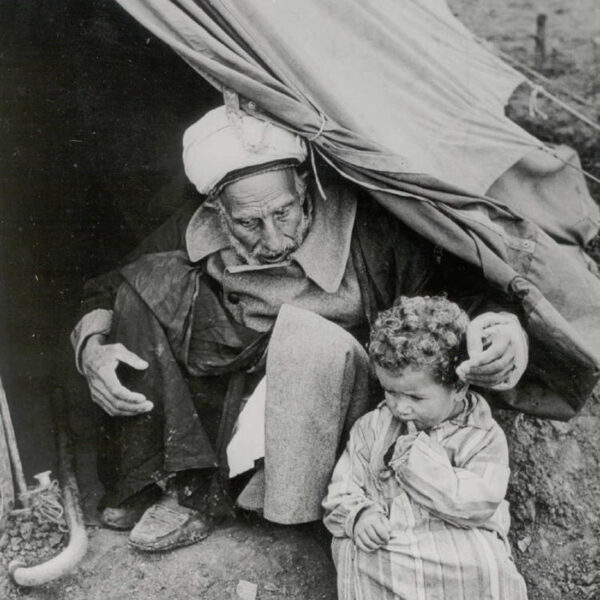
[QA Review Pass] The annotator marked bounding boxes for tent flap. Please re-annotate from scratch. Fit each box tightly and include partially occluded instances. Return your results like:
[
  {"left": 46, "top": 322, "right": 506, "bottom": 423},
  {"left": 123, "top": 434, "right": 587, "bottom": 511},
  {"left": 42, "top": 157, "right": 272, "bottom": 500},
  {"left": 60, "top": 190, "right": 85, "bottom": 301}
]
[{"left": 114, "top": 0, "right": 600, "bottom": 417}]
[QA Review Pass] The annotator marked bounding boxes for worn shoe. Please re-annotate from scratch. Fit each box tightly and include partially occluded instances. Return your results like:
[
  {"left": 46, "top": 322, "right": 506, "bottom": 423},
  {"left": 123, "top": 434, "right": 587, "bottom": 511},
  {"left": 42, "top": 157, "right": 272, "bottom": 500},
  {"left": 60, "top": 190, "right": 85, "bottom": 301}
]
[
  {"left": 100, "top": 486, "right": 162, "bottom": 531},
  {"left": 128, "top": 494, "right": 216, "bottom": 552}
]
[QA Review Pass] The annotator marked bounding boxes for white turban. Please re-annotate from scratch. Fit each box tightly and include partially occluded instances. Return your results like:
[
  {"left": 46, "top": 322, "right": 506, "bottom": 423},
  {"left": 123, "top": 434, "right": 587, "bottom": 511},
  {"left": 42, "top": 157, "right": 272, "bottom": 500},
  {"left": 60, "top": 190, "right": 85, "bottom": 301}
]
[{"left": 182, "top": 106, "right": 308, "bottom": 195}]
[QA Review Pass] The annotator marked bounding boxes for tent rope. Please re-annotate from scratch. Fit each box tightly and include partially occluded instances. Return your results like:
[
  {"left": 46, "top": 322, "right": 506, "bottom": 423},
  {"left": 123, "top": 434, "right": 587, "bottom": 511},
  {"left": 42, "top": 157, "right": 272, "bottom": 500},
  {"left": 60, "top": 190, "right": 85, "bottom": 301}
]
[
  {"left": 306, "top": 109, "right": 328, "bottom": 200},
  {"left": 494, "top": 47, "right": 592, "bottom": 107},
  {"left": 309, "top": 143, "right": 328, "bottom": 200},
  {"left": 531, "top": 84, "right": 600, "bottom": 135},
  {"left": 407, "top": 0, "right": 600, "bottom": 187},
  {"left": 307, "top": 110, "right": 327, "bottom": 141},
  {"left": 415, "top": 5, "right": 600, "bottom": 184},
  {"left": 315, "top": 148, "right": 430, "bottom": 204},
  {"left": 538, "top": 146, "right": 600, "bottom": 187},
  {"left": 410, "top": 2, "right": 598, "bottom": 125},
  {"left": 469, "top": 37, "right": 600, "bottom": 135},
  {"left": 528, "top": 85, "right": 548, "bottom": 120}
]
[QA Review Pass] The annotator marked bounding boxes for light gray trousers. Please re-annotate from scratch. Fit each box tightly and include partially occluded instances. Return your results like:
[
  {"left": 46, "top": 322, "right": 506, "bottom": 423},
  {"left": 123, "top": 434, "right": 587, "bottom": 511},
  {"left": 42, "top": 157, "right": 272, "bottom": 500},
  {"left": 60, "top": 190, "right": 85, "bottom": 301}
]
[{"left": 238, "top": 304, "right": 372, "bottom": 524}]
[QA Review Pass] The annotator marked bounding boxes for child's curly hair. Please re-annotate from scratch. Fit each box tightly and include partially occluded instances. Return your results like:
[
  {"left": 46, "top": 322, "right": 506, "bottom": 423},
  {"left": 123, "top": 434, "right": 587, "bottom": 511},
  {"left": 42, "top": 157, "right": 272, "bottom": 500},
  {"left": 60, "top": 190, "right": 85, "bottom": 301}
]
[{"left": 369, "top": 296, "right": 469, "bottom": 384}]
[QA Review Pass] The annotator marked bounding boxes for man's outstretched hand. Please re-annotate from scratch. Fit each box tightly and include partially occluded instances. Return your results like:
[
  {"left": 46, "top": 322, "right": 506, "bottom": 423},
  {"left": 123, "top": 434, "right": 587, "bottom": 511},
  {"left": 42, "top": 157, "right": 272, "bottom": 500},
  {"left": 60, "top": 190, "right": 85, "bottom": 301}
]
[
  {"left": 81, "top": 334, "right": 153, "bottom": 416},
  {"left": 457, "top": 312, "right": 528, "bottom": 391}
]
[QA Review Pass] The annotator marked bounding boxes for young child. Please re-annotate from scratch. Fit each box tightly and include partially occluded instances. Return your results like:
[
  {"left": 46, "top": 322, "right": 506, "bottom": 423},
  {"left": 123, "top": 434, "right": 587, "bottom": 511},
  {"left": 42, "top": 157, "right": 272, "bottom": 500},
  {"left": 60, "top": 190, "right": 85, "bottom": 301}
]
[{"left": 323, "top": 295, "right": 527, "bottom": 600}]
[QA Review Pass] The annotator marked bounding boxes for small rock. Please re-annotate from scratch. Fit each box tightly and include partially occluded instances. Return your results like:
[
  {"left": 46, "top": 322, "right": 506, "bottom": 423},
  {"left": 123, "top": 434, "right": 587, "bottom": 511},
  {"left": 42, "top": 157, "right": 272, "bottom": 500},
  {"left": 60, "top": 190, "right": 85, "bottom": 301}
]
[
  {"left": 580, "top": 572, "right": 600, "bottom": 586},
  {"left": 237, "top": 580, "right": 258, "bottom": 600},
  {"left": 194, "top": 575, "right": 211, "bottom": 589},
  {"left": 550, "top": 421, "right": 571, "bottom": 435},
  {"left": 48, "top": 533, "right": 63, "bottom": 547},
  {"left": 517, "top": 535, "right": 532, "bottom": 553},
  {"left": 19, "top": 521, "right": 33, "bottom": 540},
  {"left": 264, "top": 582, "right": 278, "bottom": 592},
  {"left": 524, "top": 498, "right": 536, "bottom": 522}
]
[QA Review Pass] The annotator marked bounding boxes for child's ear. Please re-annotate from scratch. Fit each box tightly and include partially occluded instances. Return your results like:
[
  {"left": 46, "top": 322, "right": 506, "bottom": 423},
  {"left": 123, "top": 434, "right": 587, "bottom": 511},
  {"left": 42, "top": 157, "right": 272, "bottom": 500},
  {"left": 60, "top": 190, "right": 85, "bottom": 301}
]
[{"left": 451, "top": 381, "right": 469, "bottom": 402}]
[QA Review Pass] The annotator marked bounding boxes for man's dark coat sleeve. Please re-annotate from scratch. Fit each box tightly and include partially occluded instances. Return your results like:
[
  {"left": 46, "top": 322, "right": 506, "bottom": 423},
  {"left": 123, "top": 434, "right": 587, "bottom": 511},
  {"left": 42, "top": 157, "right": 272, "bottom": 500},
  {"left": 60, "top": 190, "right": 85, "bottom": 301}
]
[{"left": 78, "top": 199, "right": 199, "bottom": 321}]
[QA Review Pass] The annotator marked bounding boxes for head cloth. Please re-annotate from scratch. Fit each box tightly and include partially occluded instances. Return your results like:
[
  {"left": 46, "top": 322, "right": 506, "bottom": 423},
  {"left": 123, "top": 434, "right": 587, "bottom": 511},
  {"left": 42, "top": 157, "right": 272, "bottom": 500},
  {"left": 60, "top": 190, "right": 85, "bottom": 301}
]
[{"left": 182, "top": 106, "right": 307, "bottom": 195}]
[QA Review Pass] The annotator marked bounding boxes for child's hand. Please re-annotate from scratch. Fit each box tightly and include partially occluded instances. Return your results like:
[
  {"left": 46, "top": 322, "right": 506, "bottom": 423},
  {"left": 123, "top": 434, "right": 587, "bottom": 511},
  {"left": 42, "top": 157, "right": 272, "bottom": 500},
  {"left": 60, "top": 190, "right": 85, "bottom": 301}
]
[
  {"left": 389, "top": 426, "right": 420, "bottom": 469},
  {"left": 353, "top": 507, "right": 392, "bottom": 552}
]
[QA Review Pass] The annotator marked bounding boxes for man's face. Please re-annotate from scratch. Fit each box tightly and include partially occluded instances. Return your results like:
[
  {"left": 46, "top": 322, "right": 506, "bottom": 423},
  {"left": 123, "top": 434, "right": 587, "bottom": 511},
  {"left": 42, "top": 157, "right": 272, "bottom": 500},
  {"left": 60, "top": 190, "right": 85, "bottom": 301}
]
[
  {"left": 375, "top": 365, "right": 461, "bottom": 431},
  {"left": 219, "top": 168, "right": 309, "bottom": 265}
]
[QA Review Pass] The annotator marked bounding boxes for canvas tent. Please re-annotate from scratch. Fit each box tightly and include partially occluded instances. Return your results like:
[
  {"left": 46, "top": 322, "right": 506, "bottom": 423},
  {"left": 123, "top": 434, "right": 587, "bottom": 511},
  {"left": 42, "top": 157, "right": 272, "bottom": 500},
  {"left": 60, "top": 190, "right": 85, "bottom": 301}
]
[{"left": 114, "top": 0, "right": 600, "bottom": 418}]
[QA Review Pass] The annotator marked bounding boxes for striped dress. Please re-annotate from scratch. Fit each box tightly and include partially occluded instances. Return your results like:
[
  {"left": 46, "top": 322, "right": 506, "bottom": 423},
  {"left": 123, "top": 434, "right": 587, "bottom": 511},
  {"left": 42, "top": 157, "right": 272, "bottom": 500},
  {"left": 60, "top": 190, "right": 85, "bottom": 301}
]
[{"left": 322, "top": 393, "right": 527, "bottom": 600}]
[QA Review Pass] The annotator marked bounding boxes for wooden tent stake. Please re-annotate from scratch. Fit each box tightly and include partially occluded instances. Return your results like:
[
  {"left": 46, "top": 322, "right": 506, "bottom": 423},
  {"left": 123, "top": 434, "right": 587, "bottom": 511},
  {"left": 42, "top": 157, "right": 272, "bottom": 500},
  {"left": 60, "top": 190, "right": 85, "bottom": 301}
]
[
  {"left": 535, "top": 13, "right": 547, "bottom": 71},
  {"left": 0, "top": 376, "right": 29, "bottom": 507}
]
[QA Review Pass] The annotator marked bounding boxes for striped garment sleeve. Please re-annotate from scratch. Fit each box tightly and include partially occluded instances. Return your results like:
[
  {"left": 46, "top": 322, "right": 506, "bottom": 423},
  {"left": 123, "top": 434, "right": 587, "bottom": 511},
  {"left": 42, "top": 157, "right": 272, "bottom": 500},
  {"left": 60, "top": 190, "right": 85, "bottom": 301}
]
[
  {"left": 394, "top": 425, "right": 510, "bottom": 528},
  {"left": 322, "top": 413, "right": 386, "bottom": 539}
]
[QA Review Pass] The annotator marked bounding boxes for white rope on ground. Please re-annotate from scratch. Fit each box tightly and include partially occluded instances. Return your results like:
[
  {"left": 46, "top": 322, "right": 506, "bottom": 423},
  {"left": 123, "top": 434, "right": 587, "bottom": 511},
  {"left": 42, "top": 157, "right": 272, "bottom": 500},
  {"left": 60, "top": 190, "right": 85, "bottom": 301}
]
[{"left": 17, "top": 479, "right": 68, "bottom": 532}]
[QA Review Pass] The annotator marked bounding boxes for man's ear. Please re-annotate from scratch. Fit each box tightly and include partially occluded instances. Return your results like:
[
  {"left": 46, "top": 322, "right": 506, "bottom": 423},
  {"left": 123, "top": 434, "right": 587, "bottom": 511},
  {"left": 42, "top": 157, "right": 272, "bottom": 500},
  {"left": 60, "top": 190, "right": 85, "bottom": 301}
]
[
  {"left": 212, "top": 194, "right": 227, "bottom": 215},
  {"left": 294, "top": 168, "right": 309, "bottom": 202},
  {"left": 297, "top": 168, "right": 309, "bottom": 186}
]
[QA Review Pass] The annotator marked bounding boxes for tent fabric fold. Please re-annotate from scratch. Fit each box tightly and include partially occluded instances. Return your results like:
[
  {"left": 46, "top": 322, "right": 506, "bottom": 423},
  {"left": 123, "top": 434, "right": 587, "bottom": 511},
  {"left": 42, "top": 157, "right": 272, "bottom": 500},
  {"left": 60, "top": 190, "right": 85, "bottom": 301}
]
[
  {"left": 114, "top": 0, "right": 600, "bottom": 418},
  {"left": 115, "top": 0, "right": 539, "bottom": 191}
]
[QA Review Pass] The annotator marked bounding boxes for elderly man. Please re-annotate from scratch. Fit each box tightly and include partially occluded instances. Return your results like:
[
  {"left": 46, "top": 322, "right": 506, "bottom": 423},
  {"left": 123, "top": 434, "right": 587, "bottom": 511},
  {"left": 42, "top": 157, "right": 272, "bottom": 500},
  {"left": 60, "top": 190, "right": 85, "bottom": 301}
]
[{"left": 73, "top": 106, "right": 528, "bottom": 552}]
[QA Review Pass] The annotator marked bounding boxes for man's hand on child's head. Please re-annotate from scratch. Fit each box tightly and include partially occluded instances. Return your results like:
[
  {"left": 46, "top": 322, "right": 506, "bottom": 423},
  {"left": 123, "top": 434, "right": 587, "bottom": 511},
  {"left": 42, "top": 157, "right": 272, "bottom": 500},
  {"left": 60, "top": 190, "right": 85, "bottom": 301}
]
[
  {"left": 353, "top": 507, "right": 392, "bottom": 552},
  {"left": 456, "top": 312, "right": 528, "bottom": 390}
]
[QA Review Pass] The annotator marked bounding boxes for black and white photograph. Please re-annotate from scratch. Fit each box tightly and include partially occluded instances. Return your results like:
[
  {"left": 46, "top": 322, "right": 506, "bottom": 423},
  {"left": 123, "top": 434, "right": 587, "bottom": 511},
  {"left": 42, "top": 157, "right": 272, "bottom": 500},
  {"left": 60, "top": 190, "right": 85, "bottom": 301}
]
[{"left": 1, "top": 1, "right": 599, "bottom": 598}]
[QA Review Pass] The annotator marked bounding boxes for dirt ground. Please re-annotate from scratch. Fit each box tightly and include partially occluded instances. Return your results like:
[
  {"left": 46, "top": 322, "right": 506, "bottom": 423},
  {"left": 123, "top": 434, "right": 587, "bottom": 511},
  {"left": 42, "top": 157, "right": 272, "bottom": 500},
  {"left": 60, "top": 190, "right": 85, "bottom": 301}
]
[
  {"left": 2, "top": 518, "right": 336, "bottom": 600},
  {"left": 448, "top": 4, "right": 600, "bottom": 597},
  {"left": 1, "top": 1, "right": 600, "bottom": 599}
]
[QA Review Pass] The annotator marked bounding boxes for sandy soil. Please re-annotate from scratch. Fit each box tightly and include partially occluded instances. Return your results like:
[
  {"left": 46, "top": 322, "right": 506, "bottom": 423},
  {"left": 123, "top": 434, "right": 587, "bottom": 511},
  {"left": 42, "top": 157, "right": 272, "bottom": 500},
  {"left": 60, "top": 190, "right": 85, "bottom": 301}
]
[{"left": 1, "top": 517, "right": 336, "bottom": 600}]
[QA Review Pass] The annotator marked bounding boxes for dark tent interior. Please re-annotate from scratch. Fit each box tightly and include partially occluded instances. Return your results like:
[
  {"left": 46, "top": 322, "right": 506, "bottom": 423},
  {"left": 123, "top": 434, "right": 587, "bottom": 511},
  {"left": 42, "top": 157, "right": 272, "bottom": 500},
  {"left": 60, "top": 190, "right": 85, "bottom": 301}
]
[{"left": 0, "top": 0, "right": 220, "bottom": 490}]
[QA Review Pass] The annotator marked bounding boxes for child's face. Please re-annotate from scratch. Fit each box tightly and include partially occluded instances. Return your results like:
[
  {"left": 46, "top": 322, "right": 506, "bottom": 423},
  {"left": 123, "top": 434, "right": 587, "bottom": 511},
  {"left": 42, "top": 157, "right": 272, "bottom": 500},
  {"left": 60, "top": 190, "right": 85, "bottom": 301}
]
[{"left": 375, "top": 364, "right": 462, "bottom": 431}]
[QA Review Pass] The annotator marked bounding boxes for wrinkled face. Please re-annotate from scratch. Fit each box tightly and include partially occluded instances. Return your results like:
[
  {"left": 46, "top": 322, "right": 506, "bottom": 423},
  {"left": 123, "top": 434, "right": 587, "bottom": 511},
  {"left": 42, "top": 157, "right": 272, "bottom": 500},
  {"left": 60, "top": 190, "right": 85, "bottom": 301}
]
[
  {"left": 218, "top": 168, "right": 309, "bottom": 265},
  {"left": 375, "top": 365, "right": 462, "bottom": 431}
]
